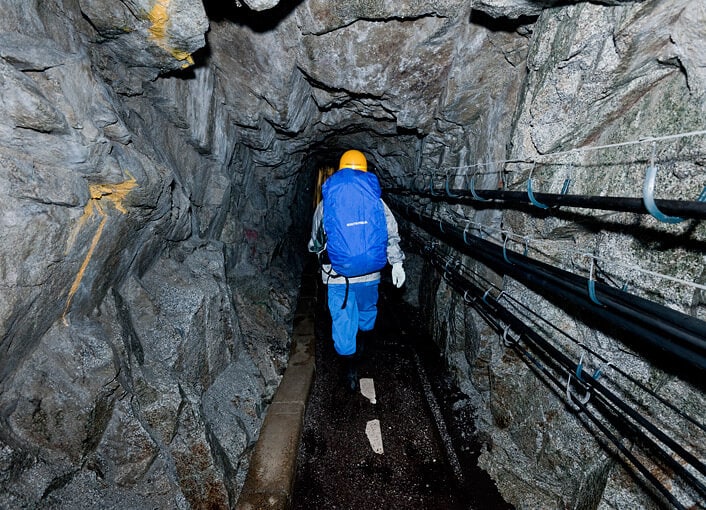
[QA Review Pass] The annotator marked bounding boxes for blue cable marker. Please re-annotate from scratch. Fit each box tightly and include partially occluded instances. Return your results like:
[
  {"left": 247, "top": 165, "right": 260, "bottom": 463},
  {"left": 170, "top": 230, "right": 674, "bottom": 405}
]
[
  {"left": 527, "top": 178, "right": 550, "bottom": 209},
  {"left": 643, "top": 164, "right": 684, "bottom": 223},
  {"left": 587, "top": 257, "right": 604, "bottom": 306},
  {"left": 698, "top": 186, "right": 706, "bottom": 203},
  {"left": 588, "top": 280, "right": 603, "bottom": 305},
  {"left": 445, "top": 173, "right": 459, "bottom": 198},
  {"left": 592, "top": 361, "right": 611, "bottom": 380},
  {"left": 469, "top": 175, "right": 489, "bottom": 201},
  {"left": 561, "top": 165, "right": 572, "bottom": 195},
  {"left": 502, "top": 235, "right": 512, "bottom": 264},
  {"left": 575, "top": 353, "right": 585, "bottom": 381},
  {"left": 429, "top": 171, "right": 439, "bottom": 196},
  {"left": 482, "top": 288, "right": 492, "bottom": 304}
]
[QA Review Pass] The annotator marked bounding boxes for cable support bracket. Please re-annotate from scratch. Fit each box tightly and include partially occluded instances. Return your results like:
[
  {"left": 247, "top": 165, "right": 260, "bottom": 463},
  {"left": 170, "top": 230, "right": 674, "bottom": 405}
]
[
  {"left": 587, "top": 257, "right": 604, "bottom": 306},
  {"left": 642, "top": 141, "right": 706, "bottom": 224},
  {"left": 429, "top": 170, "right": 439, "bottom": 197},
  {"left": 566, "top": 373, "right": 591, "bottom": 409},
  {"left": 443, "top": 258, "right": 459, "bottom": 281},
  {"left": 463, "top": 221, "right": 472, "bottom": 244},
  {"left": 482, "top": 286, "right": 505, "bottom": 304},
  {"left": 527, "top": 164, "right": 550, "bottom": 209},
  {"left": 502, "top": 234, "right": 513, "bottom": 264},
  {"left": 469, "top": 172, "right": 489, "bottom": 201},
  {"left": 445, "top": 170, "right": 459, "bottom": 198}
]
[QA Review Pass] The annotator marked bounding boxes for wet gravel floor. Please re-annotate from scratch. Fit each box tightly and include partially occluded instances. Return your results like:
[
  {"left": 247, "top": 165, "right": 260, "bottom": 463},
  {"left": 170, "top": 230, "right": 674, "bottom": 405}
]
[{"left": 291, "top": 276, "right": 514, "bottom": 510}]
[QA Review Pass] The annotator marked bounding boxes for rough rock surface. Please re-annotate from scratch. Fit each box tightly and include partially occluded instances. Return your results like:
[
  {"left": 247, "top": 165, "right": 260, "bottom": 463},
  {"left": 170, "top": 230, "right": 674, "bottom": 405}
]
[{"left": 0, "top": 0, "right": 704, "bottom": 508}]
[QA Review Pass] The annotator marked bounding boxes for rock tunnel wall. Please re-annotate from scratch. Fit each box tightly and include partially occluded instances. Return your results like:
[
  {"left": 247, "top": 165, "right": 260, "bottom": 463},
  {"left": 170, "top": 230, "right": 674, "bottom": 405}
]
[{"left": 0, "top": 0, "right": 704, "bottom": 508}]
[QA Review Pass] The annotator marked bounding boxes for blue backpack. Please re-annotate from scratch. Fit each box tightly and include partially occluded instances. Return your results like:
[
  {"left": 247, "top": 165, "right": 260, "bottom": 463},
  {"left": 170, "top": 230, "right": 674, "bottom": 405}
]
[{"left": 322, "top": 168, "right": 388, "bottom": 277}]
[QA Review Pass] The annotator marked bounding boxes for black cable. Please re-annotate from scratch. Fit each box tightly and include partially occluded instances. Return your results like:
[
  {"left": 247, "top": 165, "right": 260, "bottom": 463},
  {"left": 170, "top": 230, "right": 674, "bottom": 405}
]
[
  {"left": 392, "top": 199, "right": 706, "bottom": 376},
  {"left": 476, "top": 272, "right": 706, "bottom": 483},
  {"left": 513, "top": 343, "right": 688, "bottom": 510},
  {"left": 406, "top": 230, "right": 706, "bottom": 435},
  {"left": 410, "top": 237, "right": 706, "bottom": 504},
  {"left": 387, "top": 187, "right": 706, "bottom": 220},
  {"left": 416, "top": 242, "right": 702, "bottom": 508},
  {"left": 586, "top": 380, "right": 706, "bottom": 498},
  {"left": 498, "top": 288, "right": 706, "bottom": 434},
  {"left": 494, "top": 288, "right": 706, "bottom": 483}
]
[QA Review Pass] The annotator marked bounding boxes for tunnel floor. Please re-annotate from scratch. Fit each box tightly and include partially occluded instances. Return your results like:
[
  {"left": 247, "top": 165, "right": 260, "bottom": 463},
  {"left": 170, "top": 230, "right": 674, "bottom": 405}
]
[{"left": 290, "top": 266, "right": 514, "bottom": 510}]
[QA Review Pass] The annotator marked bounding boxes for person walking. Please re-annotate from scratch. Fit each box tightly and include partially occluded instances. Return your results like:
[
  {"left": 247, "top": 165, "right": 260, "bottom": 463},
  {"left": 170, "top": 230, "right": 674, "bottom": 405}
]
[{"left": 308, "top": 149, "right": 406, "bottom": 392}]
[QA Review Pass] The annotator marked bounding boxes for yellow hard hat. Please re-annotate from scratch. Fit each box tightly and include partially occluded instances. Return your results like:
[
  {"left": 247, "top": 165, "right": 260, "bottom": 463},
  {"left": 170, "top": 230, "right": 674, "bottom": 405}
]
[{"left": 338, "top": 150, "right": 367, "bottom": 172}]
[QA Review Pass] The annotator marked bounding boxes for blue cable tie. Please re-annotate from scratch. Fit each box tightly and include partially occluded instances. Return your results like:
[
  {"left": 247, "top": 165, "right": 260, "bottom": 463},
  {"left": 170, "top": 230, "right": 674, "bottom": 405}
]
[
  {"left": 502, "top": 237, "right": 512, "bottom": 264},
  {"left": 642, "top": 165, "right": 684, "bottom": 224},
  {"left": 463, "top": 224, "right": 471, "bottom": 244},
  {"left": 588, "top": 279, "right": 604, "bottom": 306},
  {"left": 698, "top": 186, "right": 706, "bottom": 203},
  {"left": 482, "top": 288, "right": 492, "bottom": 304},
  {"left": 469, "top": 176, "right": 489, "bottom": 201},
  {"left": 429, "top": 177, "right": 439, "bottom": 196},
  {"left": 527, "top": 178, "right": 550, "bottom": 209},
  {"left": 445, "top": 175, "right": 459, "bottom": 198}
]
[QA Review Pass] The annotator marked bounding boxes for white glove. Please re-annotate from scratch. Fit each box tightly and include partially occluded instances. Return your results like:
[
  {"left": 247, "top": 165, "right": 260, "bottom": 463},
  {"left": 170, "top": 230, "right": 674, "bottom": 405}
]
[{"left": 391, "top": 263, "right": 406, "bottom": 288}]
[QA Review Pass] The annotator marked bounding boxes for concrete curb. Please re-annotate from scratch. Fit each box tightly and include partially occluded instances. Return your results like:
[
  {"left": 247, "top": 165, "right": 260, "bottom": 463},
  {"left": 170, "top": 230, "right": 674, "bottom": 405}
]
[{"left": 235, "top": 284, "right": 317, "bottom": 509}]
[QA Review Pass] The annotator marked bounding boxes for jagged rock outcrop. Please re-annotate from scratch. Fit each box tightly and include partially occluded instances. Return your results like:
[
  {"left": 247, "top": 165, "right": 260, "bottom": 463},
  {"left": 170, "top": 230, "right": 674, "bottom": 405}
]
[{"left": 0, "top": 0, "right": 703, "bottom": 508}]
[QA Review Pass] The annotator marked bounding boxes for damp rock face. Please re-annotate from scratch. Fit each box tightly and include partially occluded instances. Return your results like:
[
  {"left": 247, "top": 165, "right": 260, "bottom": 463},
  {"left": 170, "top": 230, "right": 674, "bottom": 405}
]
[{"left": 0, "top": 0, "right": 704, "bottom": 508}]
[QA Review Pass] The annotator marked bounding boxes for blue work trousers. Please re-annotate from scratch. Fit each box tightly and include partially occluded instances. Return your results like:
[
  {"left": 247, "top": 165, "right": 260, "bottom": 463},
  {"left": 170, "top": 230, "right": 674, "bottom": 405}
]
[{"left": 327, "top": 280, "right": 379, "bottom": 356}]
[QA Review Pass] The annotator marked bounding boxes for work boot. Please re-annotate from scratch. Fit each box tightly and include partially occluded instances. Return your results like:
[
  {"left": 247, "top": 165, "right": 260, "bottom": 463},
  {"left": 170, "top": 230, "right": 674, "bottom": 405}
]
[
  {"left": 341, "top": 355, "right": 358, "bottom": 393},
  {"left": 346, "top": 364, "right": 358, "bottom": 393},
  {"left": 355, "top": 329, "right": 375, "bottom": 360}
]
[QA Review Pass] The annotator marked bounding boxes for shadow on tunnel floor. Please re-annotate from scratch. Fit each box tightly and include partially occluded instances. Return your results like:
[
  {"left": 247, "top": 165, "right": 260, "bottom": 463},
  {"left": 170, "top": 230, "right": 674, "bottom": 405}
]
[{"left": 291, "top": 271, "right": 514, "bottom": 510}]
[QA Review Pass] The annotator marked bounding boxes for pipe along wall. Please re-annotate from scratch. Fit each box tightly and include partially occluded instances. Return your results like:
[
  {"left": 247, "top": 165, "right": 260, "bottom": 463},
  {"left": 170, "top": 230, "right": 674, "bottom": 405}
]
[
  {"left": 386, "top": 198, "right": 706, "bottom": 509},
  {"left": 388, "top": 184, "right": 706, "bottom": 221},
  {"left": 389, "top": 199, "right": 706, "bottom": 376}
]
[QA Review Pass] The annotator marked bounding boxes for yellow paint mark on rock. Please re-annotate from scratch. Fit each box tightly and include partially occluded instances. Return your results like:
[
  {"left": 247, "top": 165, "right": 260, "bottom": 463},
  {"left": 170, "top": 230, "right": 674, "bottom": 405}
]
[
  {"left": 148, "top": 0, "right": 169, "bottom": 40},
  {"left": 88, "top": 174, "right": 137, "bottom": 214},
  {"left": 62, "top": 173, "right": 138, "bottom": 321},
  {"left": 148, "top": 0, "right": 195, "bottom": 67}
]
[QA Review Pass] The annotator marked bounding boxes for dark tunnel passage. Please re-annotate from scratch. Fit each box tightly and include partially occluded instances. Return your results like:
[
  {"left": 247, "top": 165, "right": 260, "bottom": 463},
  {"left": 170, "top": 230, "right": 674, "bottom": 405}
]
[{"left": 272, "top": 143, "right": 706, "bottom": 510}]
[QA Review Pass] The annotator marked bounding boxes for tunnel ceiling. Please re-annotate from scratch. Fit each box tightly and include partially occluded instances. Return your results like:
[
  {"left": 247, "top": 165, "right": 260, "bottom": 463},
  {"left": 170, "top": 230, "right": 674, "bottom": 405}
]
[{"left": 73, "top": 0, "right": 540, "bottom": 183}]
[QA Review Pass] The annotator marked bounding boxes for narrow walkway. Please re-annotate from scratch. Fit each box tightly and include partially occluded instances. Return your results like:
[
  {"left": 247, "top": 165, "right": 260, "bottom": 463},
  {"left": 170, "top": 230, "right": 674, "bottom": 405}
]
[
  {"left": 236, "top": 265, "right": 318, "bottom": 509},
  {"left": 291, "top": 272, "right": 513, "bottom": 509}
]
